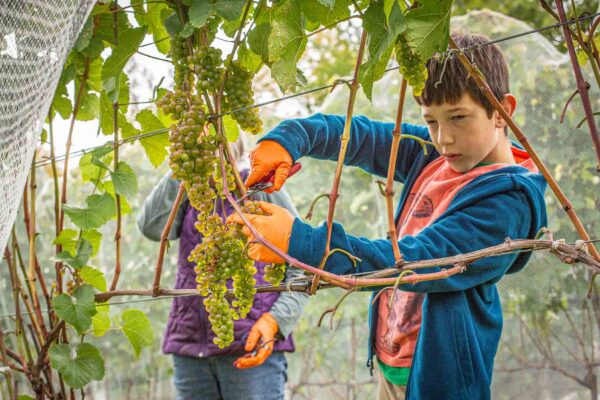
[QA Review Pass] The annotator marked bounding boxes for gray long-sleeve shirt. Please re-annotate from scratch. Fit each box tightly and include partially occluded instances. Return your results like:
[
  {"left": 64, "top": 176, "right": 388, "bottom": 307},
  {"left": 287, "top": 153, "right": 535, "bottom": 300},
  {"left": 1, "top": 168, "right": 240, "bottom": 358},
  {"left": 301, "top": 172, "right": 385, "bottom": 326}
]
[{"left": 137, "top": 172, "right": 308, "bottom": 337}]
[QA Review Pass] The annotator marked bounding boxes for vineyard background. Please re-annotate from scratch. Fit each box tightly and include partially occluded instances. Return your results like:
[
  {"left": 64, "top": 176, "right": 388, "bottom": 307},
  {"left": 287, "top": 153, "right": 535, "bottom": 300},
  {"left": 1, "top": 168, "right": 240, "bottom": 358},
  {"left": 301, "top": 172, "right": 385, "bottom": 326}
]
[{"left": 1, "top": 1, "right": 600, "bottom": 399}]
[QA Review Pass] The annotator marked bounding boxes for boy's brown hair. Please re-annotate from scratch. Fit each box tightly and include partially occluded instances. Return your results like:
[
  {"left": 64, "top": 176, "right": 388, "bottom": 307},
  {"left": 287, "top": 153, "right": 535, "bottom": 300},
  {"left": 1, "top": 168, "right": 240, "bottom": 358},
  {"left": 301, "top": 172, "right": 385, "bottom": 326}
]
[{"left": 416, "top": 32, "right": 509, "bottom": 118}]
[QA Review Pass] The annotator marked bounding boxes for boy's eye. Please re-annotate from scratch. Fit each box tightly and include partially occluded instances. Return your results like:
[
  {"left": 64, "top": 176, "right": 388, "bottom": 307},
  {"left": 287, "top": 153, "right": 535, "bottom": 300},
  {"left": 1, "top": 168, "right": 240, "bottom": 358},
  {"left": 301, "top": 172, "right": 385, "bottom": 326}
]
[
  {"left": 451, "top": 115, "right": 465, "bottom": 121},
  {"left": 425, "top": 120, "right": 438, "bottom": 125}
]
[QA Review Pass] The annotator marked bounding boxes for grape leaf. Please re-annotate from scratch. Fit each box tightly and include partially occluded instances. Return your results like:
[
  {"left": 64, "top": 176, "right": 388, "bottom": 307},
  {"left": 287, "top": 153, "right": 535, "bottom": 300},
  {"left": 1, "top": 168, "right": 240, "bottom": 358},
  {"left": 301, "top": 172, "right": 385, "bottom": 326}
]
[
  {"left": 102, "top": 26, "right": 147, "bottom": 102},
  {"left": 110, "top": 161, "right": 138, "bottom": 200},
  {"left": 248, "top": 23, "right": 271, "bottom": 63},
  {"left": 53, "top": 229, "right": 78, "bottom": 255},
  {"left": 52, "top": 285, "right": 97, "bottom": 333},
  {"left": 53, "top": 239, "right": 93, "bottom": 270},
  {"left": 358, "top": 0, "right": 405, "bottom": 100},
  {"left": 189, "top": 0, "right": 245, "bottom": 27},
  {"left": 136, "top": 109, "right": 170, "bottom": 167},
  {"left": 82, "top": 229, "right": 102, "bottom": 257},
  {"left": 80, "top": 266, "right": 107, "bottom": 292},
  {"left": 189, "top": 0, "right": 215, "bottom": 27},
  {"left": 49, "top": 343, "right": 104, "bottom": 389},
  {"left": 120, "top": 310, "right": 155, "bottom": 359},
  {"left": 405, "top": 0, "right": 452, "bottom": 60},
  {"left": 74, "top": 17, "right": 94, "bottom": 52},
  {"left": 63, "top": 193, "right": 116, "bottom": 230},
  {"left": 214, "top": 0, "right": 246, "bottom": 21},
  {"left": 131, "top": 1, "right": 147, "bottom": 26},
  {"left": 92, "top": 303, "right": 110, "bottom": 337},
  {"left": 77, "top": 91, "right": 99, "bottom": 121},
  {"left": 164, "top": 11, "right": 184, "bottom": 36},
  {"left": 300, "top": 0, "right": 351, "bottom": 28},
  {"left": 268, "top": 0, "right": 307, "bottom": 92},
  {"left": 53, "top": 229, "right": 102, "bottom": 258},
  {"left": 147, "top": 2, "right": 171, "bottom": 55},
  {"left": 318, "top": 0, "right": 336, "bottom": 8},
  {"left": 238, "top": 42, "right": 262, "bottom": 73},
  {"left": 224, "top": 115, "right": 240, "bottom": 142}
]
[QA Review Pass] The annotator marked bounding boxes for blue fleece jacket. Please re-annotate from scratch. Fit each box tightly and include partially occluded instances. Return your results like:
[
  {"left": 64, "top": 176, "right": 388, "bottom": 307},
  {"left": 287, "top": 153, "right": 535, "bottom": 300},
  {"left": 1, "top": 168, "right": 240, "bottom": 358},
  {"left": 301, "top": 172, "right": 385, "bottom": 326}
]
[{"left": 260, "top": 113, "right": 548, "bottom": 400}]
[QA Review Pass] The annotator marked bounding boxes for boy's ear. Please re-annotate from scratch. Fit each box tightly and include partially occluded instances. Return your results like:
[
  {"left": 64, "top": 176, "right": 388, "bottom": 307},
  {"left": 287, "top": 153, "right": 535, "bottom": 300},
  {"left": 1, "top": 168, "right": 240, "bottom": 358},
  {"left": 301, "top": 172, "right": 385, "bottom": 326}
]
[{"left": 496, "top": 94, "right": 517, "bottom": 128}]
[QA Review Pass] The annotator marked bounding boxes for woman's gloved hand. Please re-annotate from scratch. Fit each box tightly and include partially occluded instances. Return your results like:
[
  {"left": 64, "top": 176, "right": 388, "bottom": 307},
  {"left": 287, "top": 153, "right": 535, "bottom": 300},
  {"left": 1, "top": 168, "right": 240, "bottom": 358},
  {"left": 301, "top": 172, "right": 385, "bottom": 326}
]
[{"left": 234, "top": 313, "right": 279, "bottom": 369}]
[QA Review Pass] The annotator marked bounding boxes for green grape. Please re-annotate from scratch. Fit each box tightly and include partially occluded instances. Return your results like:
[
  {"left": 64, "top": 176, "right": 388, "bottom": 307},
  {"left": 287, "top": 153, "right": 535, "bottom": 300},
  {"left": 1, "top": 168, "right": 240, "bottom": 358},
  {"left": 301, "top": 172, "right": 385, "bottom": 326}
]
[{"left": 394, "top": 33, "right": 428, "bottom": 97}]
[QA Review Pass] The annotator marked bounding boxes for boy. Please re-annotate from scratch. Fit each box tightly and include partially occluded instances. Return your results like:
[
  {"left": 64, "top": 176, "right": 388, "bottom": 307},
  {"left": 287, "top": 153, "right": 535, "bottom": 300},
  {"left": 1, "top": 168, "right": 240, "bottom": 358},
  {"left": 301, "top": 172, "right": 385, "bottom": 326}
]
[{"left": 228, "top": 33, "right": 547, "bottom": 399}]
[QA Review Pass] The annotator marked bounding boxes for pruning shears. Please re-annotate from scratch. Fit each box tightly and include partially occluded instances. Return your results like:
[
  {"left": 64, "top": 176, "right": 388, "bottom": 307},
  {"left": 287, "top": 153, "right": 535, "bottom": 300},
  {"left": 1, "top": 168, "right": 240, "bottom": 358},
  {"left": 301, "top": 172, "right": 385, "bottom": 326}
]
[{"left": 237, "top": 163, "right": 302, "bottom": 203}]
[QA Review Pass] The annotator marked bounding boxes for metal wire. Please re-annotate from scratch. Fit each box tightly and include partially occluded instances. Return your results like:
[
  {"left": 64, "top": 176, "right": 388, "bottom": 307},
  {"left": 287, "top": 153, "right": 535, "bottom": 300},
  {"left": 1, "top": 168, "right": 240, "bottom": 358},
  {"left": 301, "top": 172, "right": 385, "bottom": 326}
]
[{"left": 34, "top": 12, "right": 600, "bottom": 170}]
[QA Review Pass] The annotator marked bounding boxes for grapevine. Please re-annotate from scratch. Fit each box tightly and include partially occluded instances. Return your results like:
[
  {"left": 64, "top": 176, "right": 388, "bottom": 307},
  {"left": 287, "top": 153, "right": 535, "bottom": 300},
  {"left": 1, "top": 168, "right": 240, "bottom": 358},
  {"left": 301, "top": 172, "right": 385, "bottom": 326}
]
[{"left": 394, "top": 33, "right": 428, "bottom": 96}]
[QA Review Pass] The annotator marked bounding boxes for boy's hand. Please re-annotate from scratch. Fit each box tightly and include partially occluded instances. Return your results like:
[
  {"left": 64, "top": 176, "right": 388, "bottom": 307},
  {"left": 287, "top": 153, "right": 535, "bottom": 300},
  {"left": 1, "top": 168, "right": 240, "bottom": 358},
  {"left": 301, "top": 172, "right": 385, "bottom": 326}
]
[
  {"left": 226, "top": 201, "right": 293, "bottom": 263},
  {"left": 245, "top": 140, "right": 293, "bottom": 193},
  {"left": 233, "top": 312, "right": 279, "bottom": 369}
]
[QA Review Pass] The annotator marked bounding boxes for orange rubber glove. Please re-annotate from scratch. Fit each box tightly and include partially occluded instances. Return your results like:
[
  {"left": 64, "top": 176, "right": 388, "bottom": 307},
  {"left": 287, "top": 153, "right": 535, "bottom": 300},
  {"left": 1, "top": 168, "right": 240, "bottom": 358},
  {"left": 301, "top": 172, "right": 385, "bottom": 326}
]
[
  {"left": 226, "top": 201, "right": 294, "bottom": 264},
  {"left": 234, "top": 312, "right": 279, "bottom": 369},
  {"left": 245, "top": 140, "right": 293, "bottom": 193}
]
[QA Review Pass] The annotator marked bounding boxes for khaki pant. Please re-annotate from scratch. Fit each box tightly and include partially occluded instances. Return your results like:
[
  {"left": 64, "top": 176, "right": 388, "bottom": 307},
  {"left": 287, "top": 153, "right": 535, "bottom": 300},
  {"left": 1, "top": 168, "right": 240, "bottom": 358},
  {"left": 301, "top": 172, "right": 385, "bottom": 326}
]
[{"left": 377, "top": 367, "right": 406, "bottom": 400}]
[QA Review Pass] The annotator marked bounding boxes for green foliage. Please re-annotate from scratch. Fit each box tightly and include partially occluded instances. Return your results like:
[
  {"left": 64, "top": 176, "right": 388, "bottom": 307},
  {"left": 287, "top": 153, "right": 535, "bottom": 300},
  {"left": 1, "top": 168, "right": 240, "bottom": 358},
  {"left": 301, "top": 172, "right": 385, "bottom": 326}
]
[
  {"left": 188, "top": 0, "right": 247, "bottom": 27},
  {"left": 359, "top": 0, "right": 406, "bottom": 100},
  {"left": 110, "top": 161, "right": 139, "bottom": 200},
  {"left": 102, "top": 27, "right": 147, "bottom": 102},
  {"left": 135, "top": 109, "right": 170, "bottom": 167},
  {"left": 53, "top": 239, "right": 93, "bottom": 270},
  {"left": 119, "top": 310, "right": 155, "bottom": 359},
  {"left": 91, "top": 303, "right": 111, "bottom": 337},
  {"left": 52, "top": 285, "right": 97, "bottom": 334},
  {"left": 49, "top": 343, "right": 105, "bottom": 389},
  {"left": 405, "top": 0, "right": 452, "bottom": 60},
  {"left": 63, "top": 193, "right": 117, "bottom": 230},
  {"left": 268, "top": 0, "right": 308, "bottom": 92},
  {"left": 80, "top": 266, "right": 107, "bottom": 292}
]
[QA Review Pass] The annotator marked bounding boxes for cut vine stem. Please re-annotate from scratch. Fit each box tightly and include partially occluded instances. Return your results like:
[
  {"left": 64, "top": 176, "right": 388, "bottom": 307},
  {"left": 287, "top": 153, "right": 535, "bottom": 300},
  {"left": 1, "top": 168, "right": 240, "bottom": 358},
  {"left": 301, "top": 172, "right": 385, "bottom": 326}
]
[
  {"left": 309, "top": 30, "right": 368, "bottom": 295},
  {"left": 448, "top": 37, "right": 600, "bottom": 263}
]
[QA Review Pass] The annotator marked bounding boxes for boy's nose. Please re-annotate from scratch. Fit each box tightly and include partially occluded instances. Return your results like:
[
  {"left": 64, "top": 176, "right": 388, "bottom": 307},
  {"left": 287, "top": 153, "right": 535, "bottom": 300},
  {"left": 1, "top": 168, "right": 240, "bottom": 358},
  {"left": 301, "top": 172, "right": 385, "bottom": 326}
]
[{"left": 435, "top": 127, "right": 455, "bottom": 146}]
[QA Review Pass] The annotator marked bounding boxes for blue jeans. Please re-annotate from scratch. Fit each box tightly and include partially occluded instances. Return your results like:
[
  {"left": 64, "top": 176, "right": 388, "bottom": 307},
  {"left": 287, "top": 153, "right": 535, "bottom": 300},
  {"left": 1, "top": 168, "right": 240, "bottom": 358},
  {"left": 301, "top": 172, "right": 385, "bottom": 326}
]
[{"left": 172, "top": 352, "right": 288, "bottom": 400}]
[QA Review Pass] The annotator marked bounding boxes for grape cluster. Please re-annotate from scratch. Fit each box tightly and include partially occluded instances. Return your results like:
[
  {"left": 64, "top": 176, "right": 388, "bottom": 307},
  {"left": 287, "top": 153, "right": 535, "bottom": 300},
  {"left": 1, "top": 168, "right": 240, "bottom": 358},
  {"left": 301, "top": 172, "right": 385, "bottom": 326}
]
[
  {"left": 170, "top": 34, "right": 191, "bottom": 89},
  {"left": 191, "top": 46, "right": 223, "bottom": 92},
  {"left": 224, "top": 61, "right": 263, "bottom": 134},
  {"left": 160, "top": 39, "right": 267, "bottom": 348},
  {"left": 394, "top": 33, "right": 428, "bottom": 96},
  {"left": 264, "top": 263, "right": 286, "bottom": 287},
  {"left": 190, "top": 212, "right": 257, "bottom": 347}
]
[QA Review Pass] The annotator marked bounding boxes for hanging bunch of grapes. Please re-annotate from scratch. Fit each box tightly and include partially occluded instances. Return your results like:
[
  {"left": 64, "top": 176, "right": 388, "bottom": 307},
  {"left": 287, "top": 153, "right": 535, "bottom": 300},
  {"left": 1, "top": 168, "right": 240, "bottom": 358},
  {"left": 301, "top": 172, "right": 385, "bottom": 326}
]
[
  {"left": 157, "top": 33, "right": 268, "bottom": 348},
  {"left": 394, "top": 33, "right": 428, "bottom": 96},
  {"left": 224, "top": 61, "right": 263, "bottom": 134}
]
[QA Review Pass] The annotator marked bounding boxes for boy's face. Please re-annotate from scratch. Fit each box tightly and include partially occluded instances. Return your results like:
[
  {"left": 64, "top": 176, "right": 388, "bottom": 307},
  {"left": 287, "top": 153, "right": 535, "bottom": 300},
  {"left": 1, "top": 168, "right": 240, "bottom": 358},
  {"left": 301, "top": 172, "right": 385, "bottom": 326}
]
[{"left": 421, "top": 93, "right": 512, "bottom": 172}]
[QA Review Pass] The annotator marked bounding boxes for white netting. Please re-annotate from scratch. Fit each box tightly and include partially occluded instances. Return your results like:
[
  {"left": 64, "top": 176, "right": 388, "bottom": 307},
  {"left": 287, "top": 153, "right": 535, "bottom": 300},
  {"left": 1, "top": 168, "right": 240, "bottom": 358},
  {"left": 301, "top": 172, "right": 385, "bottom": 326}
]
[{"left": 0, "top": 0, "right": 96, "bottom": 253}]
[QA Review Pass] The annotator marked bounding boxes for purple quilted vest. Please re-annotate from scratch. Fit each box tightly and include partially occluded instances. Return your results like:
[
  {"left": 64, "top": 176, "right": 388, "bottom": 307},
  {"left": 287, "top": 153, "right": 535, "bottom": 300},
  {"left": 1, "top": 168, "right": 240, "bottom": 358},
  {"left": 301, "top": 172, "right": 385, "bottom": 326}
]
[{"left": 162, "top": 195, "right": 295, "bottom": 358}]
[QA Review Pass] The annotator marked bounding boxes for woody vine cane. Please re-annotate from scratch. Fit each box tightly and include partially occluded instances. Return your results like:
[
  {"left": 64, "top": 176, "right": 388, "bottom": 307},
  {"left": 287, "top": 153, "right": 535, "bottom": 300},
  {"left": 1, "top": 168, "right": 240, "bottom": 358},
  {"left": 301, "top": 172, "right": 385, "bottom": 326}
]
[{"left": 447, "top": 38, "right": 600, "bottom": 268}]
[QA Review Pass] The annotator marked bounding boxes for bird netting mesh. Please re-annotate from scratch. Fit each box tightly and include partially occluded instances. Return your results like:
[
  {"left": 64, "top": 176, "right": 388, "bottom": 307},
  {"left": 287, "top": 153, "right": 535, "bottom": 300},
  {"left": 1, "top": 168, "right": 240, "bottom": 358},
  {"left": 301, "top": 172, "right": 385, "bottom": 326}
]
[{"left": 0, "top": 0, "right": 96, "bottom": 254}]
